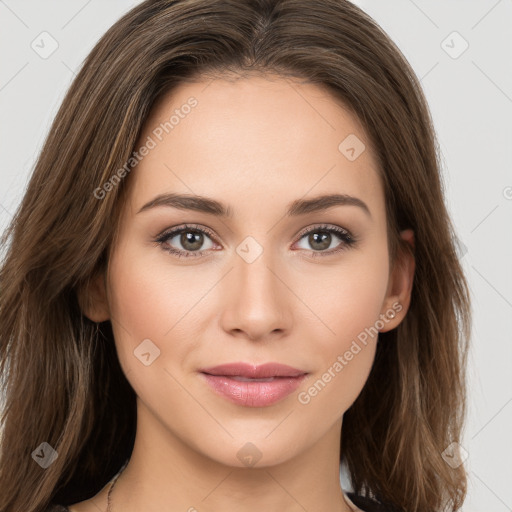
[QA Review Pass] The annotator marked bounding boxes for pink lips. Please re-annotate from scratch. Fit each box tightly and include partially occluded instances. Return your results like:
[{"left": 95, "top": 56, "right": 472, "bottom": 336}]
[{"left": 199, "top": 362, "right": 308, "bottom": 407}]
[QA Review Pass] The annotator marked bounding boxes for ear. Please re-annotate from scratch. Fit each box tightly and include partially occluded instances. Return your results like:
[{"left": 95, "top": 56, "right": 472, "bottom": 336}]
[
  {"left": 378, "top": 229, "right": 415, "bottom": 332},
  {"left": 77, "top": 271, "right": 110, "bottom": 323}
]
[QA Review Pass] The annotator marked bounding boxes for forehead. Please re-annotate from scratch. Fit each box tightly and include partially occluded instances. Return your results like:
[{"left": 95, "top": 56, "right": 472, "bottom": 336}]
[{"left": 124, "top": 74, "right": 384, "bottom": 220}]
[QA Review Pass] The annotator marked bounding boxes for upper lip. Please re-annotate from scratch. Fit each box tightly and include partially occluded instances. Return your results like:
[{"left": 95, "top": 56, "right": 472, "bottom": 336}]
[{"left": 199, "top": 362, "right": 307, "bottom": 378}]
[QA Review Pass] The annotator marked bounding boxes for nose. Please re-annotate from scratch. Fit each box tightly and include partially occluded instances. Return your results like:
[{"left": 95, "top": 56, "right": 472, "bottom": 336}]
[{"left": 219, "top": 248, "right": 293, "bottom": 342}]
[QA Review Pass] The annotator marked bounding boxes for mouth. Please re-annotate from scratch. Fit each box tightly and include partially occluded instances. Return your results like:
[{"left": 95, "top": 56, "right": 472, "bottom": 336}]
[
  {"left": 222, "top": 376, "right": 280, "bottom": 382},
  {"left": 198, "top": 362, "right": 308, "bottom": 407},
  {"left": 199, "top": 362, "right": 307, "bottom": 378}
]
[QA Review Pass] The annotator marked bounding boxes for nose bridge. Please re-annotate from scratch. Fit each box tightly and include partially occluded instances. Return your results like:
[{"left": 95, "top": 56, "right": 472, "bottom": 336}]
[
  {"left": 239, "top": 246, "right": 277, "bottom": 297},
  {"left": 220, "top": 237, "right": 292, "bottom": 339}
]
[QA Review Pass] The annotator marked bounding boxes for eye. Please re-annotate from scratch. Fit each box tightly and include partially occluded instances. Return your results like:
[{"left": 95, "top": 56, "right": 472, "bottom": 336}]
[
  {"left": 155, "top": 224, "right": 217, "bottom": 258},
  {"left": 155, "top": 223, "right": 357, "bottom": 259},
  {"left": 293, "top": 224, "right": 357, "bottom": 257}
]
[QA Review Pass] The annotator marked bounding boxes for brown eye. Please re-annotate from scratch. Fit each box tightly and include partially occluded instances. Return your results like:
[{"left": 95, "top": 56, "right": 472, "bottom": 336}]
[
  {"left": 156, "top": 224, "right": 217, "bottom": 258},
  {"left": 178, "top": 230, "right": 205, "bottom": 251},
  {"left": 307, "top": 231, "right": 332, "bottom": 251},
  {"left": 294, "top": 224, "right": 356, "bottom": 256}
]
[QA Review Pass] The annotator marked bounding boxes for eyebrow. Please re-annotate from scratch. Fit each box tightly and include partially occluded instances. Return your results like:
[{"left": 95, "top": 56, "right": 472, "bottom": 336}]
[{"left": 137, "top": 192, "right": 371, "bottom": 218}]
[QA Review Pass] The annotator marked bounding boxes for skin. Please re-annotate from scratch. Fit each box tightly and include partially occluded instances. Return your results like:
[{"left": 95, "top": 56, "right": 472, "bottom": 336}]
[{"left": 75, "top": 73, "right": 415, "bottom": 512}]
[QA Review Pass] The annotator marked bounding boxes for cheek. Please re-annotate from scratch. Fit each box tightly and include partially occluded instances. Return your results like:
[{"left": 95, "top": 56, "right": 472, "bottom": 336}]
[
  {"left": 106, "top": 241, "right": 205, "bottom": 370},
  {"left": 108, "top": 255, "right": 166, "bottom": 340},
  {"left": 294, "top": 241, "right": 389, "bottom": 346},
  {"left": 108, "top": 232, "right": 213, "bottom": 331},
  {"left": 293, "top": 245, "right": 389, "bottom": 413}
]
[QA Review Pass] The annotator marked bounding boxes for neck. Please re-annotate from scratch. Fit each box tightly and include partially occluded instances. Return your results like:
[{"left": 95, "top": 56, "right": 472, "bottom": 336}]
[{"left": 107, "top": 400, "right": 354, "bottom": 512}]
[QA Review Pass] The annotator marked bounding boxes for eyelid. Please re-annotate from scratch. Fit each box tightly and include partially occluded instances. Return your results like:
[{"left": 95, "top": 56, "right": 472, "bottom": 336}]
[
  {"left": 154, "top": 223, "right": 219, "bottom": 259},
  {"left": 293, "top": 223, "right": 354, "bottom": 242},
  {"left": 291, "top": 223, "right": 357, "bottom": 258},
  {"left": 155, "top": 223, "right": 218, "bottom": 244},
  {"left": 155, "top": 222, "right": 357, "bottom": 258}
]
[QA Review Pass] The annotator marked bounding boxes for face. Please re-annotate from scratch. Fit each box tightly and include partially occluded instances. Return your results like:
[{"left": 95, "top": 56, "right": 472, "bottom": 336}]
[{"left": 87, "top": 73, "right": 413, "bottom": 469}]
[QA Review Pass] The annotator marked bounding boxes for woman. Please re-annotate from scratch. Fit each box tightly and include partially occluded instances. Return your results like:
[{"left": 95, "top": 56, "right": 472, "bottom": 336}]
[{"left": 0, "top": 1, "right": 471, "bottom": 511}]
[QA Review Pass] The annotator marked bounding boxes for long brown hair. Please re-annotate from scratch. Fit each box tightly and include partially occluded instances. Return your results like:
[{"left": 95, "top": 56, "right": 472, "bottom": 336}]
[{"left": 0, "top": 1, "right": 471, "bottom": 511}]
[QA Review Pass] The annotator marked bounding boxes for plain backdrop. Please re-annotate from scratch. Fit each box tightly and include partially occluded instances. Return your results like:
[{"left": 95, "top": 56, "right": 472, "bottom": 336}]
[{"left": 0, "top": 1, "right": 511, "bottom": 511}]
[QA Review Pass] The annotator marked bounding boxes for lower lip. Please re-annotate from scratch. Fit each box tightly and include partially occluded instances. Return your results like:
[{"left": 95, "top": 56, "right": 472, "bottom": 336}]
[{"left": 200, "top": 373, "right": 307, "bottom": 407}]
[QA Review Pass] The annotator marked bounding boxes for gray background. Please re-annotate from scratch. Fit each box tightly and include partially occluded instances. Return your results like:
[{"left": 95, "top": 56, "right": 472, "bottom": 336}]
[{"left": 1, "top": 1, "right": 511, "bottom": 511}]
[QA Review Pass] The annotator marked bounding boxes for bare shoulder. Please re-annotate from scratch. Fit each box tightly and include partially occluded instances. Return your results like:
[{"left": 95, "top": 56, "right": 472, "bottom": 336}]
[
  {"left": 68, "top": 493, "right": 114, "bottom": 512},
  {"left": 43, "top": 505, "right": 69, "bottom": 512},
  {"left": 43, "top": 498, "right": 102, "bottom": 512},
  {"left": 65, "top": 500, "right": 101, "bottom": 512},
  {"left": 56, "top": 484, "right": 110, "bottom": 512}
]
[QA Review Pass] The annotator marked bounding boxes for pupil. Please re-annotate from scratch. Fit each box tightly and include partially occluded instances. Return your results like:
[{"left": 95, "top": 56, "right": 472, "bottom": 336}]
[
  {"left": 181, "top": 231, "right": 203, "bottom": 251},
  {"left": 177, "top": 230, "right": 333, "bottom": 252},
  {"left": 310, "top": 232, "right": 330, "bottom": 250}
]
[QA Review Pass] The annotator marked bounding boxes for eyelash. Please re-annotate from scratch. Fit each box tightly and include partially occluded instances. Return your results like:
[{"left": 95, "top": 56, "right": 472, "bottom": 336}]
[{"left": 154, "top": 223, "right": 357, "bottom": 259}]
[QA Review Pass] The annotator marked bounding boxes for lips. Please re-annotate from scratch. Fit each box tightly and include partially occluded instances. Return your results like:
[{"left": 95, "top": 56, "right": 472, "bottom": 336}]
[
  {"left": 199, "top": 362, "right": 307, "bottom": 379},
  {"left": 199, "top": 362, "right": 308, "bottom": 407}
]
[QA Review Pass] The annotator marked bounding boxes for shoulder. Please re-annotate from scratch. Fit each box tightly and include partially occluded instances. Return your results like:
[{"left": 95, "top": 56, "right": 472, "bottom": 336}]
[
  {"left": 346, "top": 492, "right": 401, "bottom": 512},
  {"left": 43, "top": 504, "right": 69, "bottom": 512}
]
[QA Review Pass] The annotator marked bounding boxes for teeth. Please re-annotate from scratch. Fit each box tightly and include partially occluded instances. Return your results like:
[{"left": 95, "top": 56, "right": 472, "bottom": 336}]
[{"left": 229, "top": 376, "right": 276, "bottom": 382}]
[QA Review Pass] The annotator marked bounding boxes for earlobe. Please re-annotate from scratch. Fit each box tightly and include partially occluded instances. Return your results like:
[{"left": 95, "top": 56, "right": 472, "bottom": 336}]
[
  {"left": 77, "top": 272, "right": 110, "bottom": 323},
  {"left": 379, "top": 229, "right": 415, "bottom": 333}
]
